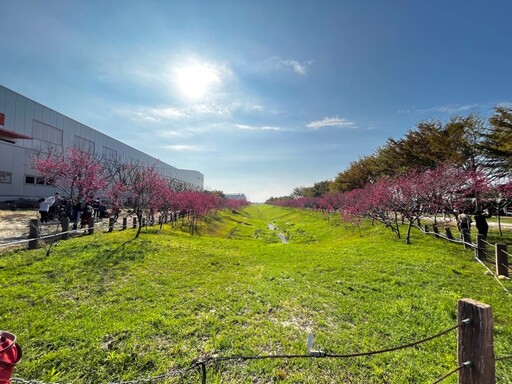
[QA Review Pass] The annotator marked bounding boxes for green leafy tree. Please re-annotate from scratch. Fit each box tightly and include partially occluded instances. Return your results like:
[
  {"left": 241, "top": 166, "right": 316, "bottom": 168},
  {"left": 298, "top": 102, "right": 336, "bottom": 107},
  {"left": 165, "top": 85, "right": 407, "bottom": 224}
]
[
  {"left": 330, "top": 155, "right": 380, "bottom": 192},
  {"left": 482, "top": 106, "right": 512, "bottom": 177}
]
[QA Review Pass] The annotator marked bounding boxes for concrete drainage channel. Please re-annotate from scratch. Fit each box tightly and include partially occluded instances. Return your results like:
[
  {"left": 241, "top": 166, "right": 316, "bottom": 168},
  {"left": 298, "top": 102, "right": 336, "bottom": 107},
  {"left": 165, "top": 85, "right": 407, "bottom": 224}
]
[{"left": 268, "top": 223, "right": 287, "bottom": 243}]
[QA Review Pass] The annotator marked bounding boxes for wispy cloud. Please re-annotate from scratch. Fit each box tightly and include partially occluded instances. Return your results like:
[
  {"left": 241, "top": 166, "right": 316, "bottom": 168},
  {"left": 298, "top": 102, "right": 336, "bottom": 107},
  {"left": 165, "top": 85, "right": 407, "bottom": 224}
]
[
  {"left": 271, "top": 57, "right": 313, "bottom": 75},
  {"left": 306, "top": 117, "right": 357, "bottom": 130},
  {"left": 123, "top": 100, "right": 268, "bottom": 123},
  {"left": 399, "top": 103, "right": 483, "bottom": 115},
  {"left": 247, "top": 103, "right": 265, "bottom": 111},
  {"left": 164, "top": 144, "right": 203, "bottom": 152},
  {"left": 233, "top": 124, "right": 285, "bottom": 131},
  {"left": 119, "top": 106, "right": 187, "bottom": 122},
  {"left": 152, "top": 107, "right": 188, "bottom": 119},
  {"left": 436, "top": 104, "right": 481, "bottom": 113},
  {"left": 234, "top": 124, "right": 254, "bottom": 130}
]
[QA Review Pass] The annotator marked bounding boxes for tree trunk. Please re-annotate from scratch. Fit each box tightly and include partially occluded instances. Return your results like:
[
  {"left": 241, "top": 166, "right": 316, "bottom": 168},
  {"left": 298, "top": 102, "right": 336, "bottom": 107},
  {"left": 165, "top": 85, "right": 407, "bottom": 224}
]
[
  {"left": 135, "top": 212, "right": 143, "bottom": 238},
  {"left": 393, "top": 212, "right": 401, "bottom": 239},
  {"left": 497, "top": 212, "right": 503, "bottom": 236},
  {"left": 405, "top": 220, "right": 413, "bottom": 244}
]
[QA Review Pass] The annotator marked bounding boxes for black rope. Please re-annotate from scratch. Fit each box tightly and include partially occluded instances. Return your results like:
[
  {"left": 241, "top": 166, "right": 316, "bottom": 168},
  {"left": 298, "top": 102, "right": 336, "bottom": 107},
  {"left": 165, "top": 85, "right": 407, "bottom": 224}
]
[
  {"left": 325, "top": 321, "right": 464, "bottom": 358},
  {"left": 9, "top": 320, "right": 472, "bottom": 384},
  {"left": 432, "top": 361, "right": 471, "bottom": 384},
  {"left": 199, "top": 361, "right": 207, "bottom": 384},
  {"left": 195, "top": 320, "right": 467, "bottom": 383}
]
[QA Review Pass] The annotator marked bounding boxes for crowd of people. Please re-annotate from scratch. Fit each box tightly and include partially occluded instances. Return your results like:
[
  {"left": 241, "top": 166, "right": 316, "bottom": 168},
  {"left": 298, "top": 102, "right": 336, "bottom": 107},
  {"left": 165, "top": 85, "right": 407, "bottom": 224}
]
[
  {"left": 456, "top": 209, "right": 490, "bottom": 240},
  {"left": 38, "top": 193, "right": 116, "bottom": 230}
]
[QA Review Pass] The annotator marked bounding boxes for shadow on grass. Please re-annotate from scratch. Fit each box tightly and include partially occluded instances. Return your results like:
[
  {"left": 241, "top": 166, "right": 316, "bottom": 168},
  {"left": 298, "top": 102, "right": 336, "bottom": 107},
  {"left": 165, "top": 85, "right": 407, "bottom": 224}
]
[{"left": 82, "top": 239, "right": 148, "bottom": 271}]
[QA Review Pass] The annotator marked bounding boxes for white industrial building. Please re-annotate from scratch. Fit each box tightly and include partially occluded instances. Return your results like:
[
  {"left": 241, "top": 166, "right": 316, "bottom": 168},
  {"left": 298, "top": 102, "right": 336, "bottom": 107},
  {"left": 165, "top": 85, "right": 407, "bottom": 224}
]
[
  {"left": 225, "top": 193, "right": 247, "bottom": 201},
  {"left": 0, "top": 85, "right": 204, "bottom": 202}
]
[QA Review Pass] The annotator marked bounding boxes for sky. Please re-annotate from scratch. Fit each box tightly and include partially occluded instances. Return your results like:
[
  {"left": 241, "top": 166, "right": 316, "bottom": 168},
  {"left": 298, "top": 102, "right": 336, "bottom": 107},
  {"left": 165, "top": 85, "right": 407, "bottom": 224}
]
[{"left": 1, "top": 1, "right": 511, "bottom": 202}]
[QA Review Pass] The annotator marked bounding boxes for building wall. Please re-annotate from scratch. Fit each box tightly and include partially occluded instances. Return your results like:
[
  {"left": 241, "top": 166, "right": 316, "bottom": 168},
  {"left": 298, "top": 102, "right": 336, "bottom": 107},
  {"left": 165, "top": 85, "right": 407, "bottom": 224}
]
[
  {"left": 0, "top": 85, "right": 204, "bottom": 201},
  {"left": 225, "top": 193, "right": 247, "bottom": 201}
]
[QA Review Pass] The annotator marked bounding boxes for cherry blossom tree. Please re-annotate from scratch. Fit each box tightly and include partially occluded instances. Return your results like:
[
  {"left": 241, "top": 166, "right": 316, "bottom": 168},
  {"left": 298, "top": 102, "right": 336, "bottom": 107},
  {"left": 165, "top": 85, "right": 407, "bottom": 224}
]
[
  {"left": 107, "top": 160, "right": 169, "bottom": 238},
  {"left": 173, "top": 190, "right": 223, "bottom": 234},
  {"left": 31, "top": 146, "right": 108, "bottom": 204},
  {"left": 224, "top": 198, "right": 250, "bottom": 211}
]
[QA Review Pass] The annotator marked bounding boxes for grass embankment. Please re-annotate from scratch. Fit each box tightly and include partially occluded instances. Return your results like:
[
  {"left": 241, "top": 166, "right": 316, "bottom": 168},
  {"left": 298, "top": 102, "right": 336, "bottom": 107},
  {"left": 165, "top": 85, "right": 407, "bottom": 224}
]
[{"left": 1, "top": 205, "right": 511, "bottom": 383}]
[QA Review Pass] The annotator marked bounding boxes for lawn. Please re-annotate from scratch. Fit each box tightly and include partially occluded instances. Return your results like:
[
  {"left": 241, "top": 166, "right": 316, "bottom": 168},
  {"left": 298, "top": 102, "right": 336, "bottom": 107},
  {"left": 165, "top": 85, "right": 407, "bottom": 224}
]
[{"left": 1, "top": 205, "right": 511, "bottom": 383}]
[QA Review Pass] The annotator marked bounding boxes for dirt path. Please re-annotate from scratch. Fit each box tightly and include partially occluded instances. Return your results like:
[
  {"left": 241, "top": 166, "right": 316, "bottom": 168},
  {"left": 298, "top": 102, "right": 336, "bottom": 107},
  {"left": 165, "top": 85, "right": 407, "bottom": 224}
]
[{"left": 0, "top": 209, "right": 41, "bottom": 242}]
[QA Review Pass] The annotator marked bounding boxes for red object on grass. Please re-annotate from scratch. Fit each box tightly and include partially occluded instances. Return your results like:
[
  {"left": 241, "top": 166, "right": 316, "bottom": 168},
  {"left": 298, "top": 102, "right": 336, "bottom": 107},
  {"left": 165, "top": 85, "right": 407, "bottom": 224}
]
[{"left": 0, "top": 332, "right": 22, "bottom": 384}]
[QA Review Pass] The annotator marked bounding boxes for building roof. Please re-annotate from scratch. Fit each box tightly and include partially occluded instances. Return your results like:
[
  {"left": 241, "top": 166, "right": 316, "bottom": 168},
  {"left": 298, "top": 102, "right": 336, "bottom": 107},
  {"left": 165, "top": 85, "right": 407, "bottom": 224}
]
[{"left": 0, "top": 127, "right": 33, "bottom": 144}]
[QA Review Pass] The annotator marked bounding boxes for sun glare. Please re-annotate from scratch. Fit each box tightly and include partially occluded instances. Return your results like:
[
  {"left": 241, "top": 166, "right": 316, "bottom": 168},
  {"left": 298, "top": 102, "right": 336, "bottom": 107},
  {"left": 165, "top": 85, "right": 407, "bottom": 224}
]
[{"left": 176, "top": 63, "right": 220, "bottom": 99}]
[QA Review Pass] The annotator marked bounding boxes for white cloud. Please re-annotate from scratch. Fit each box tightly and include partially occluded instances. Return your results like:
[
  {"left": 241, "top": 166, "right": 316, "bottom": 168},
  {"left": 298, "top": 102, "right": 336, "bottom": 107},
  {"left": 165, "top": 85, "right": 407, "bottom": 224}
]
[
  {"left": 164, "top": 144, "right": 202, "bottom": 152},
  {"left": 271, "top": 57, "right": 313, "bottom": 75},
  {"left": 120, "top": 106, "right": 187, "bottom": 122},
  {"left": 191, "top": 102, "right": 233, "bottom": 116},
  {"left": 233, "top": 124, "right": 285, "bottom": 132},
  {"left": 153, "top": 107, "right": 188, "bottom": 119},
  {"left": 437, "top": 104, "right": 480, "bottom": 113},
  {"left": 124, "top": 101, "right": 235, "bottom": 123},
  {"left": 407, "top": 103, "right": 482, "bottom": 115},
  {"left": 157, "top": 130, "right": 182, "bottom": 138},
  {"left": 261, "top": 126, "right": 283, "bottom": 131},
  {"left": 234, "top": 124, "right": 255, "bottom": 130},
  {"left": 306, "top": 117, "right": 357, "bottom": 130},
  {"left": 247, "top": 103, "right": 265, "bottom": 111}
]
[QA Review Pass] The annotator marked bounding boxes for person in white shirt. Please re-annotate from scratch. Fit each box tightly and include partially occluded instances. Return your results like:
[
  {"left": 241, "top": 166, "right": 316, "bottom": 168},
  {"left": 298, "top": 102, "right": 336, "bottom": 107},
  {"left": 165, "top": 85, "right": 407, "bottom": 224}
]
[{"left": 38, "top": 196, "right": 56, "bottom": 223}]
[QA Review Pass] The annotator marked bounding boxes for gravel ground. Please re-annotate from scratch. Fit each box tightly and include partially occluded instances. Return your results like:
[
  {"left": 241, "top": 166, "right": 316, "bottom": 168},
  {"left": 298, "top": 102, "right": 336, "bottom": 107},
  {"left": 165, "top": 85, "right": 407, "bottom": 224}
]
[{"left": 0, "top": 209, "right": 41, "bottom": 242}]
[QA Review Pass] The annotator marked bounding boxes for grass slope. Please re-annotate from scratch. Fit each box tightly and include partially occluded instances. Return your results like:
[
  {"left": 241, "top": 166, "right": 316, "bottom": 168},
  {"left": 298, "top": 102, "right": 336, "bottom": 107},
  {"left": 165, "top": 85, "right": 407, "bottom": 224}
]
[{"left": 1, "top": 205, "right": 511, "bottom": 383}]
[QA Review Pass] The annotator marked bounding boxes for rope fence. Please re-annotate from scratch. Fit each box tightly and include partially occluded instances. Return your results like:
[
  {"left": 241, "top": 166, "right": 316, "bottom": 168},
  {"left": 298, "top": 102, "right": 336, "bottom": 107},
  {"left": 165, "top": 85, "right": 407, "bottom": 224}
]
[
  {"left": 413, "top": 222, "right": 510, "bottom": 294},
  {"left": 8, "top": 299, "right": 512, "bottom": 384},
  {"left": 0, "top": 214, "right": 168, "bottom": 250},
  {"left": 11, "top": 320, "right": 469, "bottom": 384},
  {"left": 2, "top": 218, "right": 511, "bottom": 381}
]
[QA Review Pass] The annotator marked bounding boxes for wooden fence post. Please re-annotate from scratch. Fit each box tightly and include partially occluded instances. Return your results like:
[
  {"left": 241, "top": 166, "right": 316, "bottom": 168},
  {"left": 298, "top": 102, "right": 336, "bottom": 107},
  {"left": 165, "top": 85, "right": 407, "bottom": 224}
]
[
  {"left": 433, "top": 225, "right": 440, "bottom": 238},
  {"left": 461, "top": 229, "right": 471, "bottom": 248},
  {"left": 495, "top": 243, "right": 509, "bottom": 277},
  {"left": 28, "top": 219, "right": 40, "bottom": 249},
  {"left": 87, "top": 217, "right": 95, "bottom": 235},
  {"left": 445, "top": 227, "right": 454, "bottom": 240},
  {"left": 132, "top": 217, "right": 137, "bottom": 229},
  {"left": 122, "top": 217, "right": 127, "bottom": 230},
  {"left": 476, "top": 234, "right": 486, "bottom": 260},
  {"left": 108, "top": 217, "right": 115, "bottom": 233},
  {"left": 61, "top": 216, "right": 70, "bottom": 240},
  {"left": 424, "top": 225, "right": 429, "bottom": 233},
  {"left": 142, "top": 217, "right": 146, "bottom": 228},
  {"left": 457, "top": 298, "right": 495, "bottom": 383}
]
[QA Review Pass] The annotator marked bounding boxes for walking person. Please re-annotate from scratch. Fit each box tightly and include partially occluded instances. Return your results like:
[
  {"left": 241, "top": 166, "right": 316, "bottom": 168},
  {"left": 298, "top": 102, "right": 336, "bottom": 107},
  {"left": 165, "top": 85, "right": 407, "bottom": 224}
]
[
  {"left": 458, "top": 211, "right": 472, "bottom": 234},
  {"left": 48, "top": 192, "right": 63, "bottom": 221},
  {"left": 71, "top": 201, "right": 83, "bottom": 230},
  {"left": 81, "top": 202, "right": 94, "bottom": 229},
  {"left": 474, "top": 210, "right": 489, "bottom": 240},
  {"left": 38, "top": 195, "right": 56, "bottom": 223},
  {"left": 93, "top": 198, "right": 101, "bottom": 218}
]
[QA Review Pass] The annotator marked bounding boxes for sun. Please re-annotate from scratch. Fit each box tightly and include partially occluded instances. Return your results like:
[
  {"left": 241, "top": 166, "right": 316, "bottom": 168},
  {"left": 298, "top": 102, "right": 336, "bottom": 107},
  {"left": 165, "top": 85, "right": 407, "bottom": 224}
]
[{"left": 176, "top": 63, "right": 220, "bottom": 99}]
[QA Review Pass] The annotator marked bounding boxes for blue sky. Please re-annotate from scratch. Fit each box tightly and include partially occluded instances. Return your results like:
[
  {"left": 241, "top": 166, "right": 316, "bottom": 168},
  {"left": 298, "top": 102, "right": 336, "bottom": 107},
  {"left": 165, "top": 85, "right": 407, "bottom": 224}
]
[{"left": 1, "top": 1, "right": 511, "bottom": 202}]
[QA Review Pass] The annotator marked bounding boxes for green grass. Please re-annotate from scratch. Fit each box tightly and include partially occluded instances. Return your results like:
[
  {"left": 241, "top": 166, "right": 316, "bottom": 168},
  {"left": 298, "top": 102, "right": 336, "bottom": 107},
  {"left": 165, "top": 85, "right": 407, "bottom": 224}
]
[{"left": 1, "top": 205, "right": 511, "bottom": 383}]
